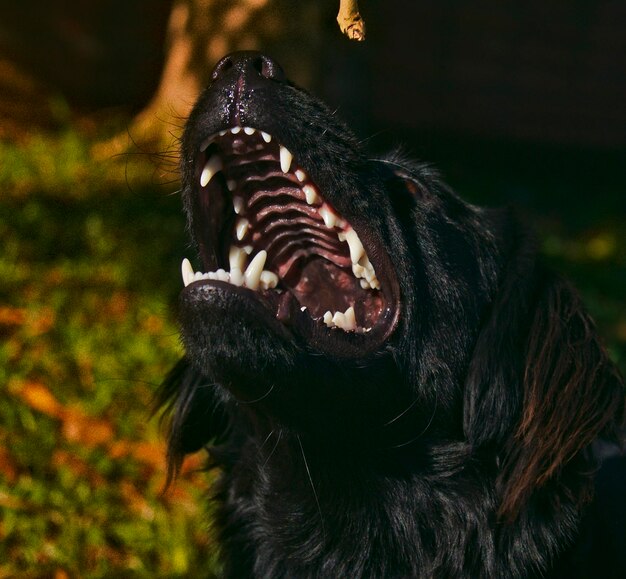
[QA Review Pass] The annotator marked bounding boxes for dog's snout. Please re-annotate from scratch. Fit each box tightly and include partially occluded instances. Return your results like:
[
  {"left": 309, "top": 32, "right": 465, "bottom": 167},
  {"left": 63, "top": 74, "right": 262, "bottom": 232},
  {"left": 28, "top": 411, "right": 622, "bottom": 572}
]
[{"left": 211, "top": 51, "right": 286, "bottom": 85}]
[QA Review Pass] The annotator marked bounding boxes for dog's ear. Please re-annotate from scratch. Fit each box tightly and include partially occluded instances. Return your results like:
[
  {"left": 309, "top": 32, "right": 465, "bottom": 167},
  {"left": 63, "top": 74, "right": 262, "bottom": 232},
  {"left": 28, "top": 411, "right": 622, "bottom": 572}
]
[
  {"left": 497, "top": 274, "right": 624, "bottom": 520},
  {"left": 464, "top": 225, "right": 624, "bottom": 521},
  {"left": 156, "top": 358, "right": 228, "bottom": 481}
]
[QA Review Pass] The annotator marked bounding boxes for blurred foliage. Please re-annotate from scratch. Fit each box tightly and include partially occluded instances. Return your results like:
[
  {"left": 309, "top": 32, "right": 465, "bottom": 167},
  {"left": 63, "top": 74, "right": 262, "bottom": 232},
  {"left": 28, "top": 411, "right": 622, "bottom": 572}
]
[
  {"left": 0, "top": 112, "right": 623, "bottom": 577},
  {"left": 0, "top": 128, "right": 221, "bottom": 576}
]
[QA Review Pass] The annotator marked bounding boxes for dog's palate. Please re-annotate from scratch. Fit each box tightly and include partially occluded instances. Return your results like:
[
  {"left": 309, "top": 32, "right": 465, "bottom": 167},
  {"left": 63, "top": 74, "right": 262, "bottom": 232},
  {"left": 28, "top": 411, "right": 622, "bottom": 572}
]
[{"left": 185, "top": 126, "right": 385, "bottom": 333}]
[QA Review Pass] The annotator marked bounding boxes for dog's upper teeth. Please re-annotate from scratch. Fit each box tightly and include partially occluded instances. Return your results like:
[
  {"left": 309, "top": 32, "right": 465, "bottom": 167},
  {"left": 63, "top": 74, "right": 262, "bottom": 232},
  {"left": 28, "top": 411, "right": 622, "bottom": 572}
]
[
  {"left": 344, "top": 228, "right": 365, "bottom": 264},
  {"left": 231, "top": 126, "right": 241, "bottom": 134},
  {"left": 244, "top": 250, "right": 267, "bottom": 290},
  {"left": 236, "top": 218, "right": 250, "bottom": 241},
  {"left": 303, "top": 184, "right": 320, "bottom": 205},
  {"left": 233, "top": 195, "right": 245, "bottom": 215},
  {"left": 243, "top": 127, "right": 256, "bottom": 135},
  {"left": 227, "top": 180, "right": 237, "bottom": 192},
  {"left": 279, "top": 146, "right": 293, "bottom": 173},
  {"left": 319, "top": 203, "right": 344, "bottom": 229},
  {"left": 261, "top": 131, "right": 272, "bottom": 143},
  {"left": 295, "top": 169, "right": 306, "bottom": 182},
  {"left": 200, "top": 155, "right": 222, "bottom": 187}
]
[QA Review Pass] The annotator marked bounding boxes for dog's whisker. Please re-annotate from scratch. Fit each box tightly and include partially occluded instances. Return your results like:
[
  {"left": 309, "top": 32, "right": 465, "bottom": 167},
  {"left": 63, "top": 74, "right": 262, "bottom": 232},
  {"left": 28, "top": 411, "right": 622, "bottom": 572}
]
[
  {"left": 383, "top": 396, "right": 420, "bottom": 428},
  {"left": 390, "top": 395, "right": 438, "bottom": 449},
  {"left": 236, "top": 383, "right": 275, "bottom": 405},
  {"left": 297, "top": 435, "right": 325, "bottom": 542},
  {"left": 262, "top": 430, "right": 282, "bottom": 468}
]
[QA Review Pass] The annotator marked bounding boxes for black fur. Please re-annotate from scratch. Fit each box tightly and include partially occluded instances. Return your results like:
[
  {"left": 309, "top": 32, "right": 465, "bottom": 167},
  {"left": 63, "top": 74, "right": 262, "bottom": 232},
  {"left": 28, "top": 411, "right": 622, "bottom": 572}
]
[{"left": 161, "top": 52, "right": 625, "bottom": 578}]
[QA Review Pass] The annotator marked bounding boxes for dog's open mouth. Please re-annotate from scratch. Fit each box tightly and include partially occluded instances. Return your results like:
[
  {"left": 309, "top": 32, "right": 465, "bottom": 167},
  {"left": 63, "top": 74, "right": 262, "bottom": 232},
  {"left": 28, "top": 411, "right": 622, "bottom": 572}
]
[{"left": 181, "top": 125, "right": 398, "bottom": 346}]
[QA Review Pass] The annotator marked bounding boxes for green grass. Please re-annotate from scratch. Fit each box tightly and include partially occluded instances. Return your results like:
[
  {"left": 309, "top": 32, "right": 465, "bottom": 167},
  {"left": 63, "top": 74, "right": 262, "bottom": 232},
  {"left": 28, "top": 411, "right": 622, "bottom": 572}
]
[{"left": 0, "top": 123, "right": 623, "bottom": 577}]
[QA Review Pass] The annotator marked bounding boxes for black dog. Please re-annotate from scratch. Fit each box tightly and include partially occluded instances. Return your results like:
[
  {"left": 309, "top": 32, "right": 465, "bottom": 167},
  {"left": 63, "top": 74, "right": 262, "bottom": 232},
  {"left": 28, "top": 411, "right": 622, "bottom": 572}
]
[{"left": 160, "top": 52, "right": 625, "bottom": 577}]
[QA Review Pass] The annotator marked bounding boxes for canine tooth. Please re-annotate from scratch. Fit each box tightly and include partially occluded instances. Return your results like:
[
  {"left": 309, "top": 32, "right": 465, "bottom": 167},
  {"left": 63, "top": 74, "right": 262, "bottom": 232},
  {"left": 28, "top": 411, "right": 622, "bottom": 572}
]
[
  {"left": 295, "top": 169, "right": 306, "bottom": 182},
  {"left": 244, "top": 250, "right": 267, "bottom": 290},
  {"left": 231, "top": 126, "right": 241, "bottom": 134},
  {"left": 244, "top": 127, "right": 255, "bottom": 135},
  {"left": 261, "top": 132, "right": 272, "bottom": 143},
  {"left": 236, "top": 218, "right": 250, "bottom": 241},
  {"left": 229, "top": 245, "right": 248, "bottom": 271},
  {"left": 300, "top": 306, "right": 307, "bottom": 312},
  {"left": 303, "top": 185, "right": 319, "bottom": 205},
  {"left": 323, "top": 311, "right": 334, "bottom": 327},
  {"left": 200, "top": 155, "right": 222, "bottom": 187},
  {"left": 233, "top": 196, "right": 245, "bottom": 214},
  {"left": 230, "top": 268, "right": 244, "bottom": 286},
  {"left": 343, "top": 306, "right": 356, "bottom": 330},
  {"left": 319, "top": 205, "right": 338, "bottom": 229},
  {"left": 280, "top": 146, "right": 293, "bottom": 173},
  {"left": 259, "top": 270, "right": 279, "bottom": 290},
  {"left": 227, "top": 180, "right": 236, "bottom": 192},
  {"left": 181, "top": 258, "right": 194, "bottom": 287},
  {"left": 345, "top": 228, "right": 365, "bottom": 264}
]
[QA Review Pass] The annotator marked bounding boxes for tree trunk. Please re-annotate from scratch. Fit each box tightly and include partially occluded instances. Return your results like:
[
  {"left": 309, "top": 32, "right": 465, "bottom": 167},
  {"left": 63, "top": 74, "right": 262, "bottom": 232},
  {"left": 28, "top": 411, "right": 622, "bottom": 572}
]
[{"left": 95, "top": 0, "right": 323, "bottom": 160}]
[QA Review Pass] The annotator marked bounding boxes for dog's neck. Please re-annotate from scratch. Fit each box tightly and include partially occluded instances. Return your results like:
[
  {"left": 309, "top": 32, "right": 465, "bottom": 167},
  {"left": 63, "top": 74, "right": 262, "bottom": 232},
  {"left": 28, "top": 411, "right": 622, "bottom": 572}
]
[{"left": 211, "top": 418, "right": 580, "bottom": 577}]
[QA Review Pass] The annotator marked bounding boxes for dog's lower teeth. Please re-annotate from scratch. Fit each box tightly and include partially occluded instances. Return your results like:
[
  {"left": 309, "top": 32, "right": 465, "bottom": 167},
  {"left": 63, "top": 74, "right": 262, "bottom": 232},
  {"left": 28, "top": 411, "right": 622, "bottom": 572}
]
[
  {"left": 244, "top": 251, "right": 267, "bottom": 290},
  {"left": 323, "top": 306, "right": 357, "bottom": 331},
  {"left": 230, "top": 268, "right": 244, "bottom": 286},
  {"left": 181, "top": 258, "right": 195, "bottom": 287},
  {"left": 182, "top": 257, "right": 366, "bottom": 332},
  {"left": 260, "top": 271, "right": 278, "bottom": 290},
  {"left": 181, "top": 256, "right": 275, "bottom": 292},
  {"left": 229, "top": 245, "right": 248, "bottom": 271}
]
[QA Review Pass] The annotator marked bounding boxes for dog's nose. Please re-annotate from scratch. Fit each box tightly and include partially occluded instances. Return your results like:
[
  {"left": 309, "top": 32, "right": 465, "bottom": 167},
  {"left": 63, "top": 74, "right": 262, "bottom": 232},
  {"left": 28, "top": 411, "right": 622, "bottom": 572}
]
[{"left": 210, "top": 51, "right": 286, "bottom": 85}]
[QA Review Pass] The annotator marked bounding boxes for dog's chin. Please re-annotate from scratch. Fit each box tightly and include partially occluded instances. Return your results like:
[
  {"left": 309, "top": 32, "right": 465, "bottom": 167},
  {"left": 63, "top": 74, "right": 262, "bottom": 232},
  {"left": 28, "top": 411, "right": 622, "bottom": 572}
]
[
  {"left": 178, "top": 281, "right": 408, "bottom": 429},
  {"left": 180, "top": 274, "right": 400, "bottom": 366},
  {"left": 179, "top": 282, "right": 296, "bottom": 388}
]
